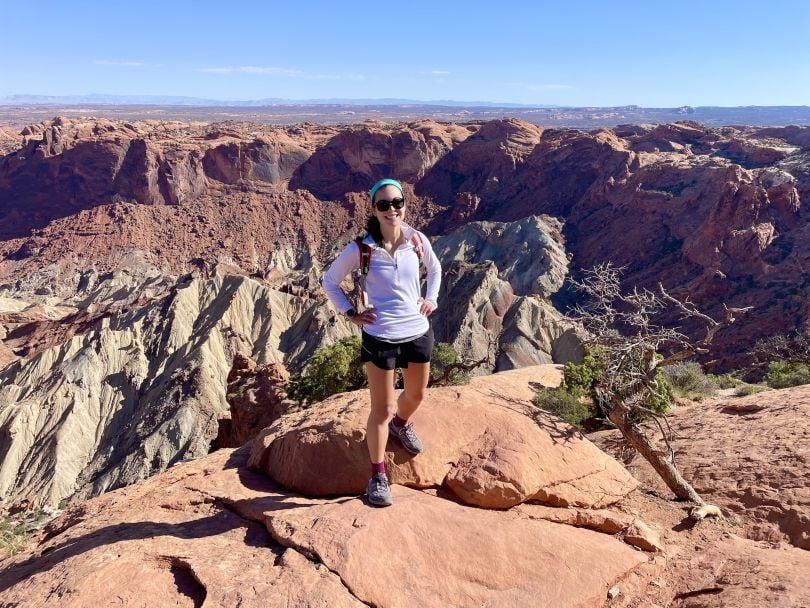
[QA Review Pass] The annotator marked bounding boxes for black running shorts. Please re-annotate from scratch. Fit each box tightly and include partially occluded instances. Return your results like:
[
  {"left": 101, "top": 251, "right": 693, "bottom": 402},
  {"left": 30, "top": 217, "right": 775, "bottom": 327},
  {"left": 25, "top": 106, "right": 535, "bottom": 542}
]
[{"left": 360, "top": 327, "right": 435, "bottom": 371}]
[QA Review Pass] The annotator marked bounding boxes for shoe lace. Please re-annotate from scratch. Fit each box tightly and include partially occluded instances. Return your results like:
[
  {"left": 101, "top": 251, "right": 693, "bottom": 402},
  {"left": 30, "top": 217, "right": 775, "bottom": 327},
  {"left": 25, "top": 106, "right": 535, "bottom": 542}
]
[
  {"left": 374, "top": 473, "right": 389, "bottom": 492},
  {"left": 400, "top": 423, "right": 419, "bottom": 443}
]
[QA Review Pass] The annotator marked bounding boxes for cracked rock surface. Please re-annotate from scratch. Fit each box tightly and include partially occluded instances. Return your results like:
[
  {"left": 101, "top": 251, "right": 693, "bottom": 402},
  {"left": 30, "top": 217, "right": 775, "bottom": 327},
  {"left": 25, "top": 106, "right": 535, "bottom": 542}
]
[{"left": 0, "top": 445, "right": 646, "bottom": 608}]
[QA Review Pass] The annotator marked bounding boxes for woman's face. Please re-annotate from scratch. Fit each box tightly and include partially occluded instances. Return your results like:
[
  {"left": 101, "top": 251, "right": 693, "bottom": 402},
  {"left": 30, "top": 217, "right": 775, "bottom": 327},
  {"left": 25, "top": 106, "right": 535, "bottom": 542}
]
[{"left": 372, "top": 184, "right": 405, "bottom": 230}]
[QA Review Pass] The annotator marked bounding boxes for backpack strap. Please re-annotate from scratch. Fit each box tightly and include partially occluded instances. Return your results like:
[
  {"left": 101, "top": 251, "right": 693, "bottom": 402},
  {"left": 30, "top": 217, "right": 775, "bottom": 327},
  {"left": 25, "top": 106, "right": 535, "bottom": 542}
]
[
  {"left": 410, "top": 233, "right": 424, "bottom": 261},
  {"left": 355, "top": 237, "right": 372, "bottom": 275}
]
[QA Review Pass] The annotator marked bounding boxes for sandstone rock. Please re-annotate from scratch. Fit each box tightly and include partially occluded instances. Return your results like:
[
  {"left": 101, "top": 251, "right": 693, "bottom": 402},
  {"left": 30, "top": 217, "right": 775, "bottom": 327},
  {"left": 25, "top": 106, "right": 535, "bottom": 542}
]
[
  {"left": 202, "top": 134, "right": 310, "bottom": 185},
  {"left": 289, "top": 120, "right": 470, "bottom": 200},
  {"left": 431, "top": 259, "right": 515, "bottom": 368},
  {"left": 215, "top": 354, "right": 293, "bottom": 448},
  {"left": 0, "top": 444, "right": 650, "bottom": 608},
  {"left": 0, "top": 449, "right": 367, "bottom": 608},
  {"left": 249, "top": 366, "right": 637, "bottom": 509},
  {"left": 496, "top": 296, "right": 583, "bottom": 370},
  {"left": 432, "top": 215, "right": 569, "bottom": 297},
  {"left": 430, "top": 216, "right": 580, "bottom": 370},
  {"left": 623, "top": 519, "right": 664, "bottom": 553},
  {"left": 415, "top": 118, "right": 542, "bottom": 206},
  {"left": 666, "top": 534, "right": 810, "bottom": 608},
  {"left": 3, "top": 116, "right": 810, "bottom": 372}
]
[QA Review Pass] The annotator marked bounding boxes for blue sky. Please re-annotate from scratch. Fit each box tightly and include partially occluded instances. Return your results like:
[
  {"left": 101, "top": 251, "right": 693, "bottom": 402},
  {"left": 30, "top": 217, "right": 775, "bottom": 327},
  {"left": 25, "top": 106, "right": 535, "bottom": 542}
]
[{"left": 2, "top": 0, "right": 809, "bottom": 106}]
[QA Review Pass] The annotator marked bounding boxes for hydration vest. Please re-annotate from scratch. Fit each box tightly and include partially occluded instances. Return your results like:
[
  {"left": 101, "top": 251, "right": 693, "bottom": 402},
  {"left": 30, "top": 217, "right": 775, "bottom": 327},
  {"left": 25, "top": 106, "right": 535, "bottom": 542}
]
[{"left": 352, "top": 233, "right": 424, "bottom": 309}]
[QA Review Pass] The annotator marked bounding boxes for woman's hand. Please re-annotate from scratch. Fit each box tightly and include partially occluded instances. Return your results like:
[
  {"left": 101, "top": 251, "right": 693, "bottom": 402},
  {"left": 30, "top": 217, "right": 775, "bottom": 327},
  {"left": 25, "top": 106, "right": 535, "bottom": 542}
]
[
  {"left": 350, "top": 308, "right": 377, "bottom": 326},
  {"left": 417, "top": 298, "right": 437, "bottom": 316}
]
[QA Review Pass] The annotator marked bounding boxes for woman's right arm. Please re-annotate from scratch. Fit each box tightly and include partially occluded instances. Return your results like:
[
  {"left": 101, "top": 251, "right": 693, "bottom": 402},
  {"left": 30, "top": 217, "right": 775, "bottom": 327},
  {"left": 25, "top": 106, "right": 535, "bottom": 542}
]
[{"left": 321, "top": 242, "right": 359, "bottom": 315}]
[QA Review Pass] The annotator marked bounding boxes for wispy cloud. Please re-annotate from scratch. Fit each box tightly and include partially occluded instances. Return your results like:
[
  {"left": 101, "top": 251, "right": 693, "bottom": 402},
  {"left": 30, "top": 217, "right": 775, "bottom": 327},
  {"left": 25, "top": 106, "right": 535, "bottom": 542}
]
[
  {"left": 198, "top": 66, "right": 303, "bottom": 76},
  {"left": 431, "top": 70, "right": 451, "bottom": 75},
  {"left": 511, "top": 82, "right": 573, "bottom": 91},
  {"left": 93, "top": 60, "right": 146, "bottom": 67},
  {"left": 197, "top": 66, "right": 364, "bottom": 80},
  {"left": 310, "top": 72, "right": 365, "bottom": 81}
]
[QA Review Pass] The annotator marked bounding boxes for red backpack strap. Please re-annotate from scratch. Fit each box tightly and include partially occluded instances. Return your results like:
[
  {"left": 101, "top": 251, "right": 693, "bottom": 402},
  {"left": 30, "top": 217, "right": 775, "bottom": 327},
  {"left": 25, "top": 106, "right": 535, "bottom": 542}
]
[
  {"left": 410, "top": 233, "right": 424, "bottom": 261},
  {"left": 355, "top": 237, "right": 372, "bottom": 275}
]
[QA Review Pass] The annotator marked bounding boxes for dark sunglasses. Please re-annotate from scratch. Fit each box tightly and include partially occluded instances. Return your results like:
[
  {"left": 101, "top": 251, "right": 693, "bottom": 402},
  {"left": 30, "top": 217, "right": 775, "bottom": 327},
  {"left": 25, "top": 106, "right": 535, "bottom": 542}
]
[{"left": 374, "top": 197, "right": 405, "bottom": 212}]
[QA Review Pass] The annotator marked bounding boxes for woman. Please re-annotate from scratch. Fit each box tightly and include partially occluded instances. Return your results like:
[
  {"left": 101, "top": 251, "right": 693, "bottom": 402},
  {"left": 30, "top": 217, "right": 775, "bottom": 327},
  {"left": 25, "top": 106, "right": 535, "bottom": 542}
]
[{"left": 322, "top": 178, "right": 442, "bottom": 507}]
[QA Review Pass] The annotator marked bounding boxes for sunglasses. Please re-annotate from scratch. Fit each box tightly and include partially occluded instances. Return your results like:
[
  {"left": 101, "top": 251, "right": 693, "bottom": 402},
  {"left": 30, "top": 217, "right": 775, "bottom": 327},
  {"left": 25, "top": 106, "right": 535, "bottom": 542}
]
[{"left": 374, "top": 197, "right": 405, "bottom": 212}]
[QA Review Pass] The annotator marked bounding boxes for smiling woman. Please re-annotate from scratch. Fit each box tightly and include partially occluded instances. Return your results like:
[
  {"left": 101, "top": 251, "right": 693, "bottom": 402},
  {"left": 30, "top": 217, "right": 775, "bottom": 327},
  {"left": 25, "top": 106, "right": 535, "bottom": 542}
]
[{"left": 321, "top": 178, "right": 442, "bottom": 507}]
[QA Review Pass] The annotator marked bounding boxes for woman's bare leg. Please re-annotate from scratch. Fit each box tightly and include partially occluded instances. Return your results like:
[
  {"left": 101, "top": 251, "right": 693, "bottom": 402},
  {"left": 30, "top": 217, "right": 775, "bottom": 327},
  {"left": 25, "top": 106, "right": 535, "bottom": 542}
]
[
  {"left": 397, "top": 362, "right": 431, "bottom": 421},
  {"left": 365, "top": 362, "right": 397, "bottom": 463}
]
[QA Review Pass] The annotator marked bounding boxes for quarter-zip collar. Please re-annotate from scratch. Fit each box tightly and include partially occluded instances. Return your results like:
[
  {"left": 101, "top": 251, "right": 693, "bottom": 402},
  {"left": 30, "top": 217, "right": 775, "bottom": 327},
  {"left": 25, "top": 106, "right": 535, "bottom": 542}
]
[{"left": 362, "top": 222, "right": 419, "bottom": 251}]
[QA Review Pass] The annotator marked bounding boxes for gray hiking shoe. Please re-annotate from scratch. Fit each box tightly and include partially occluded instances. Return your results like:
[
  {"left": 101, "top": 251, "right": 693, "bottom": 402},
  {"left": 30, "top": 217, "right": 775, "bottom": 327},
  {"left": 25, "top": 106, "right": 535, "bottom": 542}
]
[
  {"left": 388, "top": 418, "right": 424, "bottom": 454},
  {"left": 367, "top": 472, "right": 393, "bottom": 507}
]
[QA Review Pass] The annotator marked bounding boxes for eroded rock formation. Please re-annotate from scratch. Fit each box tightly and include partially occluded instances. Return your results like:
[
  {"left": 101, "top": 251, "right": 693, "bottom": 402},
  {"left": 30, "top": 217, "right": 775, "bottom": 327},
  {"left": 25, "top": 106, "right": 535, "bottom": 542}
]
[
  {"left": 2, "top": 115, "right": 810, "bottom": 511},
  {"left": 0, "top": 273, "right": 352, "bottom": 508}
]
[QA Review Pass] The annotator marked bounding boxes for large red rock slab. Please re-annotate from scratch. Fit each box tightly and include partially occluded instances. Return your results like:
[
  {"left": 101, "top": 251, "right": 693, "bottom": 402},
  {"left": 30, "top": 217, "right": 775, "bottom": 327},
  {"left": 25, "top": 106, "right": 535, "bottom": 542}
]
[
  {"left": 249, "top": 366, "right": 638, "bottom": 509},
  {"left": 250, "top": 485, "right": 646, "bottom": 608},
  {"left": 0, "top": 449, "right": 366, "bottom": 607},
  {"left": 667, "top": 534, "right": 810, "bottom": 608},
  {"left": 0, "top": 445, "right": 647, "bottom": 608}
]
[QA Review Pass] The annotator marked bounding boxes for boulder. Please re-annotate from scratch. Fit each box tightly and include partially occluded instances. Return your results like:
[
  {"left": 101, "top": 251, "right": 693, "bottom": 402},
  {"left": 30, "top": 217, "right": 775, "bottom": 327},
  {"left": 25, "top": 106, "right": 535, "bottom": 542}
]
[{"left": 249, "top": 366, "right": 637, "bottom": 509}]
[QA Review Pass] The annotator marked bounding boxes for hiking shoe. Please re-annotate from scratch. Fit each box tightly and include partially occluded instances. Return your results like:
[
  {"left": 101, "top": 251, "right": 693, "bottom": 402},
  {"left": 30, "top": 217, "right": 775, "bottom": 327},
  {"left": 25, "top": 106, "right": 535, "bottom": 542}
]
[
  {"left": 388, "top": 418, "right": 424, "bottom": 454},
  {"left": 367, "top": 472, "right": 393, "bottom": 507}
]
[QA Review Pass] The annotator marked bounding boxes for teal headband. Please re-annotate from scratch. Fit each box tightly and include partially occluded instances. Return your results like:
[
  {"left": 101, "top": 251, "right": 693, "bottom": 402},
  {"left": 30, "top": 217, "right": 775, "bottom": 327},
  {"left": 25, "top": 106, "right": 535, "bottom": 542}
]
[{"left": 369, "top": 178, "right": 403, "bottom": 202}]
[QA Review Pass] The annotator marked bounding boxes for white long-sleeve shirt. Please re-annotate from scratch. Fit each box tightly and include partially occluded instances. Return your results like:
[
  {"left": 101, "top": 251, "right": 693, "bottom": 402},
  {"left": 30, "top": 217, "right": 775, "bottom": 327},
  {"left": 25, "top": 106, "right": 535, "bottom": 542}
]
[{"left": 322, "top": 223, "right": 442, "bottom": 341}]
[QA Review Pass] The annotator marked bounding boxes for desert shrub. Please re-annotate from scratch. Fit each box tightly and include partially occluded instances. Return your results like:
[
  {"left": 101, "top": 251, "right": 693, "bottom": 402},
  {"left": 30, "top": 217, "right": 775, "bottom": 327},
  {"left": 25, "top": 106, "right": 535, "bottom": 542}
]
[
  {"left": 754, "top": 328, "right": 810, "bottom": 367},
  {"left": 663, "top": 362, "right": 719, "bottom": 401},
  {"left": 287, "top": 338, "right": 468, "bottom": 406},
  {"left": 429, "top": 342, "right": 468, "bottom": 386},
  {"left": 562, "top": 350, "right": 602, "bottom": 397},
  {"left": 0, "top": 520, "right": 27, "bottom": 557},
  {"left": 533, "top": 386, "right": 592, "bottom": 429},
  {"left": 1, "top": 514, "right": 35, "bottom": 558},
  {"left": 562, "top": 347, "right": 671, "bottom": 417},
  {"left": 734, "top": 383, "right": 769, "bottom": 397},
  {"left": 287, "top": 336, "right": 365, "bottom": 406},
  {"left": 708, "top": 373, "right": 742, "bottom": 389},
  {"left": 763, "top": 360, "right": 810, "bottom": 389}
]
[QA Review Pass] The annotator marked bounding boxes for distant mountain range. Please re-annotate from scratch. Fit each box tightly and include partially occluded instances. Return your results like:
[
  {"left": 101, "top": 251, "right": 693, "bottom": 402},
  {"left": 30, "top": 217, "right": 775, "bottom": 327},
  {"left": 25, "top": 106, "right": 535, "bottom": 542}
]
[
  {"left": 0, "top": 94, "right": 555, "bottom": 108},
  {"left": 1, "top": 96, "right": 809, "bottom": 129}
]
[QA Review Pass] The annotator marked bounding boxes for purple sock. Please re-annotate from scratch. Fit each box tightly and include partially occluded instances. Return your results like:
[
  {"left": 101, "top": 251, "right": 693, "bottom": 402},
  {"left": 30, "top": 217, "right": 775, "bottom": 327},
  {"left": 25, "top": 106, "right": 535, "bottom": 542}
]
[
  {"left": 371, "top": 461, "right": 386, "bottom": 475},
  {"left": 392, "top": 414, "right": 407, "bottom": 427}
]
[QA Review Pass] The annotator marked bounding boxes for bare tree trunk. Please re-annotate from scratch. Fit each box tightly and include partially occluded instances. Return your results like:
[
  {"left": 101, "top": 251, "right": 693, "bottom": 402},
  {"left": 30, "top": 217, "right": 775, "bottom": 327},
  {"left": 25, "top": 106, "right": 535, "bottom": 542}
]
[{"left": 607, "top": 404, "right": 705, "bottom": 505}]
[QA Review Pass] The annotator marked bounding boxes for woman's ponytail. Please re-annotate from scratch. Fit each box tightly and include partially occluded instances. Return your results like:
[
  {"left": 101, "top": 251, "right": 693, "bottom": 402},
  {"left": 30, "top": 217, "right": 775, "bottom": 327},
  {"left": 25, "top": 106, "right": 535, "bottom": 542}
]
[{"left": 366, "top": 215, "right": 383, "bottom": 245}]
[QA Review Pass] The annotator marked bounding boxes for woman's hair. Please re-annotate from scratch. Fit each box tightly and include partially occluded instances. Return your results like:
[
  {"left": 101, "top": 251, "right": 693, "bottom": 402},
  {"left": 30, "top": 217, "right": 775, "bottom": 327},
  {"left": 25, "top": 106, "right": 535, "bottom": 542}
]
[{"left": 366, "top": 215, "right": 383, "bottom": 245}]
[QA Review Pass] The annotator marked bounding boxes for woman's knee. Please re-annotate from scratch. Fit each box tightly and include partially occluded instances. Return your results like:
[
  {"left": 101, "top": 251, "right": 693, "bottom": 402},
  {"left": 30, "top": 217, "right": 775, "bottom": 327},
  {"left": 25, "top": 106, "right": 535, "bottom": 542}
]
[
  {"left": 368, "top": 401, "right": 396, "bottom": 423},
  {"left": 402, "top": 386, "right": 425, "bottom": 405}
]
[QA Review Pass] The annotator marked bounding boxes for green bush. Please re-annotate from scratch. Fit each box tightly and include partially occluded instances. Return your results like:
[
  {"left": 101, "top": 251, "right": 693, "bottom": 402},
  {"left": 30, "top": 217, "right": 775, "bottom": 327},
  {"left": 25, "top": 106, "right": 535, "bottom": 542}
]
[
  {"left": 708, "top": 373, "right": 742, "bottom": 389},
  {"left": 533, "top": 386, "right": 593, "bottom": 429},
  {"left": 1, "top": 515, "right": 32, "bottom": 558},
  {"left": 561, "top": 346, "right": 671, "bottom": 418},
  {"left": 562, "top": 351, "right": 602, "bottom": 397},
  {"left": 429, "top": 342, "right": 468, "bottom": 386},
  {"left": 287, "top": 336, "right": 366, "bottom": 406},
  {"left": 287, "top": 338, "right": 467, "bottom": 406},
  {"left": 663, "top": 362, "right": 719, "bottom": 401},
  {"left": 763, "top": 360, "right": 810, "bottom": 389},
  {"left": 734, "top": 383, "right": 769, "bottom": 397}
]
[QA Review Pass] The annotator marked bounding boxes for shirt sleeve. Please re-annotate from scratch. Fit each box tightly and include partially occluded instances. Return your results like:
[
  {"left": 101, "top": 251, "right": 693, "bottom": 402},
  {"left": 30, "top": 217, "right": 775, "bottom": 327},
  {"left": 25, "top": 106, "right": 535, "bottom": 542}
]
[
  {"left": 421, "top": 232, "right": 442, "bottom": 307},
  {"left": 322, "top": 241, "right": 360, "bottom": 315}
]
